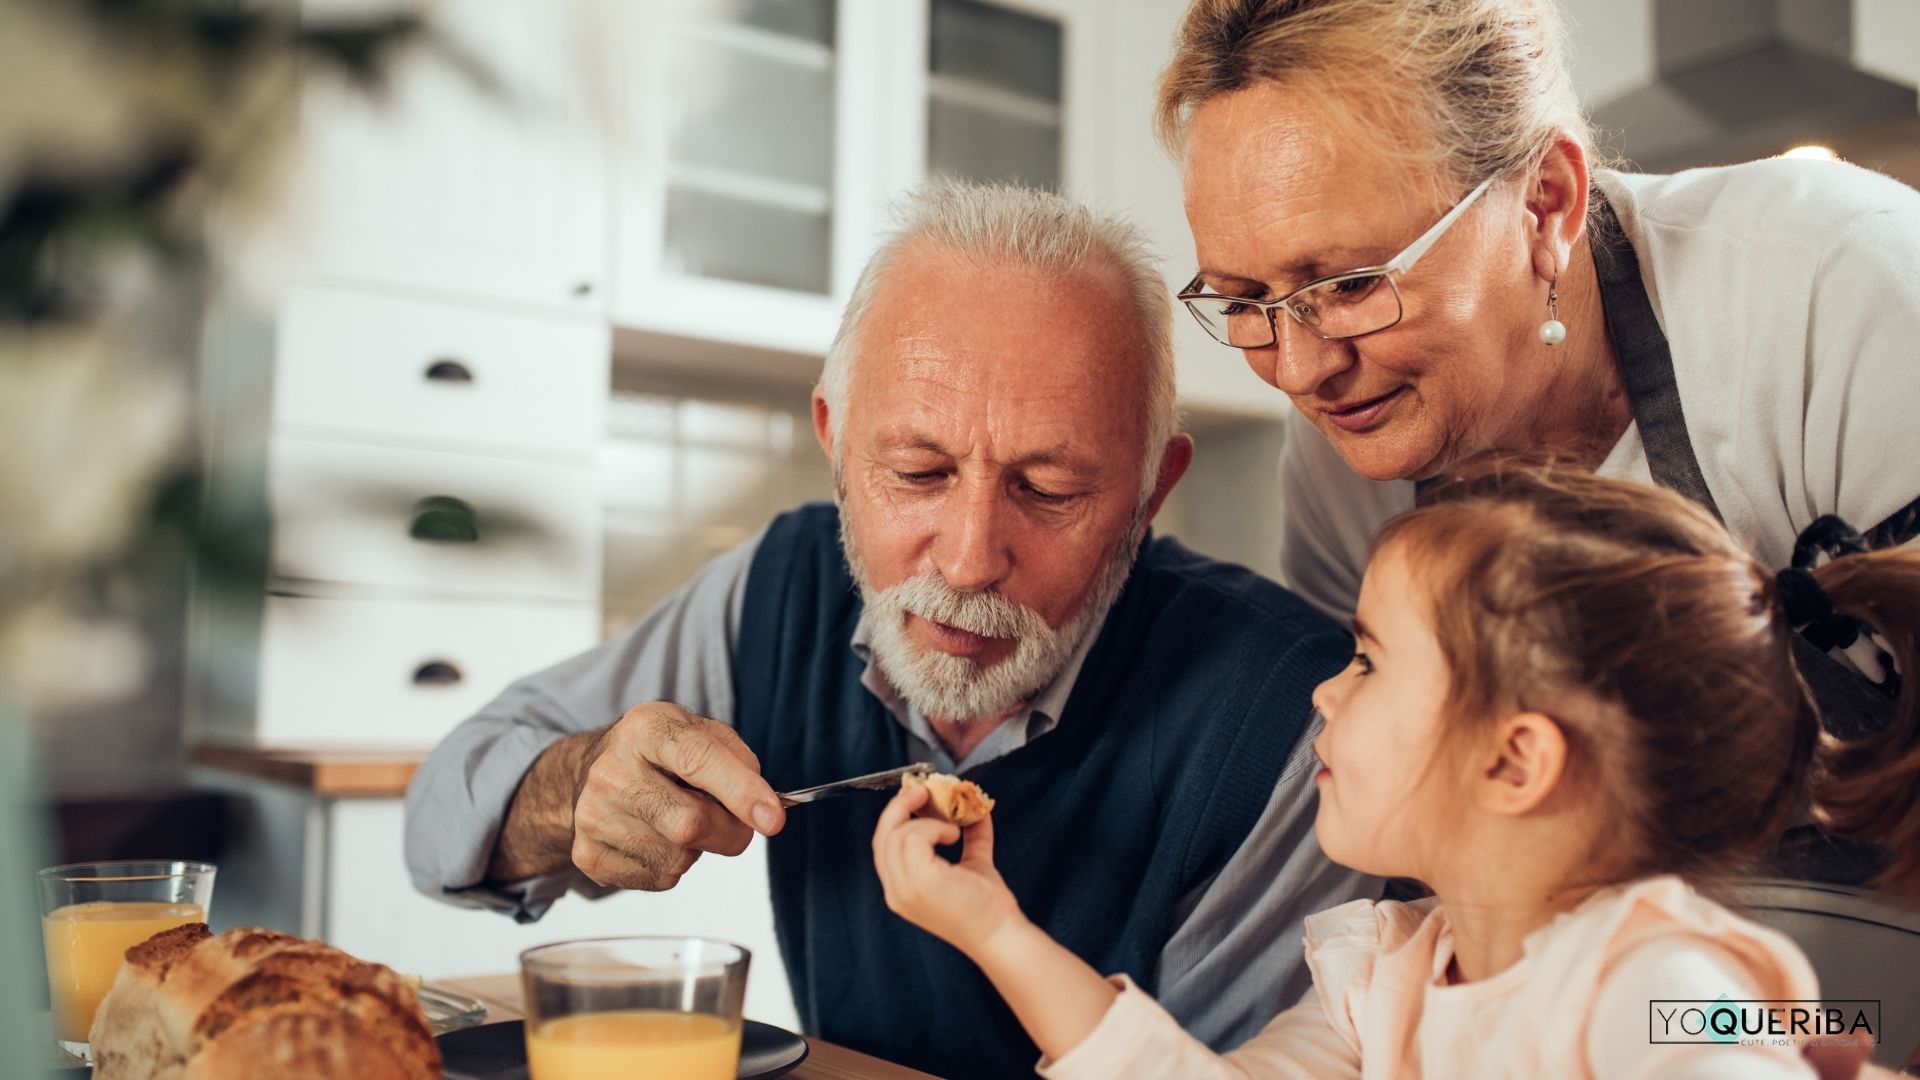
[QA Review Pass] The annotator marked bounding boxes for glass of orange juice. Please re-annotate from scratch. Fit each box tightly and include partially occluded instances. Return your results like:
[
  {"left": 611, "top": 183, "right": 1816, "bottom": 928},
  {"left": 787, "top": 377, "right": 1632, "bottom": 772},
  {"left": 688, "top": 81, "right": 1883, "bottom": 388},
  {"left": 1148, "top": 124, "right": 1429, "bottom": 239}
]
[
  {"left": 37, "top": 860, "right": 215, "bottom": 1061},
  {"left": 519, "top": 936, "right": 750, "bottom": 1080}
]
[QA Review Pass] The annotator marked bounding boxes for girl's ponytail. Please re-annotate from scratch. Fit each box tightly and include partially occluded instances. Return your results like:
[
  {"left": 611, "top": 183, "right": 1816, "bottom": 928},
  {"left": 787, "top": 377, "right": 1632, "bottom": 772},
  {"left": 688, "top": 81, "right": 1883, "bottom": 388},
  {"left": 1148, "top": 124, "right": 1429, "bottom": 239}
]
[{"left": 1803, "top": 536, "right": 1920, "bottom": 897}]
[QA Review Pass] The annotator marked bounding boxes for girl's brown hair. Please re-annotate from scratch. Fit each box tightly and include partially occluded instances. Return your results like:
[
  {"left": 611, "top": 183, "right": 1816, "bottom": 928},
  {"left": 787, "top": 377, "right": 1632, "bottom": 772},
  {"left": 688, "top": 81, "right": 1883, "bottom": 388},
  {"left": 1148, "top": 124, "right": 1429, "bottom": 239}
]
[{"left": 1376, "top": 461, "right": 1920, "bottom": 896}]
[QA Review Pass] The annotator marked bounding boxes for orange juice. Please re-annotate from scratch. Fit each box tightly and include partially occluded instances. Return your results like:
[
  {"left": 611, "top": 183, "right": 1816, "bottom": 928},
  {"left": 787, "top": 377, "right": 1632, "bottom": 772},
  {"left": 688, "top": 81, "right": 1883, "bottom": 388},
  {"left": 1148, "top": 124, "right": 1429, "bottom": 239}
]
[
  {"left": 525, "top": 1009, "right": 742, "bottom": 1080},
  {"left": 41, "top": 900, "right": 203, "bottom": 1040}
]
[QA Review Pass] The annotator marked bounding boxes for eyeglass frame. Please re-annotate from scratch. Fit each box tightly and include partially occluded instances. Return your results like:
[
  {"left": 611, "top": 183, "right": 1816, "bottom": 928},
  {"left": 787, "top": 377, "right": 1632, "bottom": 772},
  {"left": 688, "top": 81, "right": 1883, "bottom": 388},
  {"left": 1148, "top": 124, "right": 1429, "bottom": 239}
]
[{"left": 1177, "top": 174, "right": 1499, "bottom": 348}]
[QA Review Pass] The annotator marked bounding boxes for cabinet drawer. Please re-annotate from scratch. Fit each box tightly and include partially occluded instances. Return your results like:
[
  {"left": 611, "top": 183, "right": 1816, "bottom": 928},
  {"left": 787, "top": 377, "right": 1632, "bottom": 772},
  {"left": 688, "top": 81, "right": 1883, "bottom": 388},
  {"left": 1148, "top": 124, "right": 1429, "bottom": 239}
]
[
  {"left": 257, "top": 594, "right": 598, "bottom": 746},
  {"left": 273, "top": 287, "right": 608, "bottom": 456},
  {"left": 269, "top": 437, "right": 599, "bottom": 602}
]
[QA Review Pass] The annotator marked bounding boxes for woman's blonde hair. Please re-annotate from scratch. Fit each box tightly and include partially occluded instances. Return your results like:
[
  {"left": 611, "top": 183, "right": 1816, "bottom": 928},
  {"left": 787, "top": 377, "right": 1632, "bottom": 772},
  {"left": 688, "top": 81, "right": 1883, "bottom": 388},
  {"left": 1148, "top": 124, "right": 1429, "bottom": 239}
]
[{"left": 1155, "top": 0, "right": 1597, "bottom": 193}]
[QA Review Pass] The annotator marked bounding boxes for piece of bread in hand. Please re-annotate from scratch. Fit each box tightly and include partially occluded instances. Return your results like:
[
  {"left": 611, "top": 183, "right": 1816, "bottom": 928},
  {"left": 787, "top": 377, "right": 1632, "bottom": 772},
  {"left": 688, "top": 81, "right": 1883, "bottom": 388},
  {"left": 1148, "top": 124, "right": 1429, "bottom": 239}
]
[
  {"left": 89, "top": 923, "right": 440, "bottom": 1080},
  {"left": 903, "top": 771, "right": 995, "bottom": 826}
]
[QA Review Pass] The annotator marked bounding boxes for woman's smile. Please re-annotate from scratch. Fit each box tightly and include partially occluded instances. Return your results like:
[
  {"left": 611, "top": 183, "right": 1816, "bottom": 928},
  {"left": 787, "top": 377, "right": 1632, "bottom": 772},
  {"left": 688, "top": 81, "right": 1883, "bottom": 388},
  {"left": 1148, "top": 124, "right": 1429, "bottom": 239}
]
[{"left": 1319, "top": 387, "right": 1409, "bottom": 433}]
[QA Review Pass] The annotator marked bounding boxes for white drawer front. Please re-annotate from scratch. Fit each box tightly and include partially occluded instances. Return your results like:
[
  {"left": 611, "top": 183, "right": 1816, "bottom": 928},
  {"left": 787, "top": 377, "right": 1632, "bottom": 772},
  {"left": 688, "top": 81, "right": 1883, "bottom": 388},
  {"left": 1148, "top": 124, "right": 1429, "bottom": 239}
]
[
  {"left": 270, "top": 437, "right": 600, "bottom": 602},
  {"left": 274, "top": 286, "right": 608, "bottom": 456},
  {"left": 257, "top": 594, "right": 597, "bottom": 746}
]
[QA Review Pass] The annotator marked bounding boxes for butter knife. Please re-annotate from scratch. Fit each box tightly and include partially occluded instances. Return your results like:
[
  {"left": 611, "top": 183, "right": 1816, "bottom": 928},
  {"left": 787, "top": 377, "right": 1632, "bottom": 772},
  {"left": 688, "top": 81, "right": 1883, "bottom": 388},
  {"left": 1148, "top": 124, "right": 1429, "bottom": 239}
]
[{"left": 777, "top": 763, "right": 936, "bottom": 807}]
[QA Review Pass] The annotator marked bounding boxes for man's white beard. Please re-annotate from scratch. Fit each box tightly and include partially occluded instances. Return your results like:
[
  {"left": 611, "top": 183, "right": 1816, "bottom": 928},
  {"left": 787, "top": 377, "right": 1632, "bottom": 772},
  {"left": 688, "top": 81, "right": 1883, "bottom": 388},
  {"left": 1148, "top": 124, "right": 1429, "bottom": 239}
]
[{"left": 841, "top": 511, "right": 1144, "bottom": 725}]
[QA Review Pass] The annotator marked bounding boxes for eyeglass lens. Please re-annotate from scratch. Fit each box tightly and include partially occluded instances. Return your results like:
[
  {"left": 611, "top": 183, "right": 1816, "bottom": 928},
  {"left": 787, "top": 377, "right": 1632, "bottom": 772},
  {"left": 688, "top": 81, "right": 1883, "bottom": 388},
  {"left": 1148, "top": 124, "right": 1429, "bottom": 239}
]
[{"left": 1186, "top": 273, "right": 1400, "bottom": 346}]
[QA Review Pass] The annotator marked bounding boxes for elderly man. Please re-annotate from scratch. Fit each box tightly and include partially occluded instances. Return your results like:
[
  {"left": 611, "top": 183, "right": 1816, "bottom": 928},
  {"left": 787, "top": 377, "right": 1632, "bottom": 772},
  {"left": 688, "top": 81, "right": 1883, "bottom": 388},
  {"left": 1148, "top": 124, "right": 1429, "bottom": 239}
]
[{"left": 404, "top": 182, "right": 1373, "bottom": 1078}]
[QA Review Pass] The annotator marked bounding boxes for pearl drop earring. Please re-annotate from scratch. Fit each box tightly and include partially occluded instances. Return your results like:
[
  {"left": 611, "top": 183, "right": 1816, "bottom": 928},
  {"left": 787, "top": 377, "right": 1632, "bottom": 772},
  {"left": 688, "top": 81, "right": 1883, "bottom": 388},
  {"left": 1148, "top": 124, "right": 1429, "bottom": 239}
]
[{"left": 1539, "top": 282, "right": 1566, "bottom": 346}]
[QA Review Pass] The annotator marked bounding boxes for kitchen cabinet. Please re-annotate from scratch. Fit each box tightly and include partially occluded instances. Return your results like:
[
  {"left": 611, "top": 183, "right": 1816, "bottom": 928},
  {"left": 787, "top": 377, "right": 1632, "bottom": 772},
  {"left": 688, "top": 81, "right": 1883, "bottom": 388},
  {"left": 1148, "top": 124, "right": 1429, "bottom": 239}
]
[
  {"left": 282, "top": 0, "right": 1278, "bottom": 413},
  {"left": 286, "top": 0, "right": 612, "bottom": 314},
  {"left": 285, "top": 0, "right": 1277, "bottom": 417},
  {"left": 926, "top": 0, "right": 1069, "bottom": 190},
  {"left": 603, "top": 0, "right": 1283, "bottom": 419},
  {"left": 189, "top": 282, "right": 607, "bottom": 750},
  {"left": 609, "top": 0, "right": 902, "bottom": 358}
]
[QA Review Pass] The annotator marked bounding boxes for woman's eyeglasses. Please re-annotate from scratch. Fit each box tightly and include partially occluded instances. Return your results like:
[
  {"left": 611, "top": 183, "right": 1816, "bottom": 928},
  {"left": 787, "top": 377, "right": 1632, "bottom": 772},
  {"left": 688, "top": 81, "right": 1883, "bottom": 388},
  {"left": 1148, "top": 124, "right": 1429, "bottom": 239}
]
[{"left": 1178, "top": 175, "right": 1497, "bottom": 348}]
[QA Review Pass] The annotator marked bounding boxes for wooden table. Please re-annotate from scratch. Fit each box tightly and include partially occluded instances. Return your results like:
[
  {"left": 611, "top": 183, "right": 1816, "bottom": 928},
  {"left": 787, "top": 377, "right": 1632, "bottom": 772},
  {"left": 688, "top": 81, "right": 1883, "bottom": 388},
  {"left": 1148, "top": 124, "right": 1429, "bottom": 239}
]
[
  {"left": 193, "top": 744, "right": 426, "bottom": 796},
  {"left": 438, "top": 975, "right": 941, "bottom": 1080}
]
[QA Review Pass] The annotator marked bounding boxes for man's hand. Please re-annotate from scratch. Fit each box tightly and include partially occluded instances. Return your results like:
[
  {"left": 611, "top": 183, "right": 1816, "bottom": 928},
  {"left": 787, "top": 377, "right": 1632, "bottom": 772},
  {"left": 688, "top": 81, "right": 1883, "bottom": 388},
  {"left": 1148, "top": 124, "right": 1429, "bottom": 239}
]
[
  {"left": 568, "top": 702, "right": 785, "bottom": 890},
  {"left": 486, "top": 702, "right": 786, "bottom": 890}
]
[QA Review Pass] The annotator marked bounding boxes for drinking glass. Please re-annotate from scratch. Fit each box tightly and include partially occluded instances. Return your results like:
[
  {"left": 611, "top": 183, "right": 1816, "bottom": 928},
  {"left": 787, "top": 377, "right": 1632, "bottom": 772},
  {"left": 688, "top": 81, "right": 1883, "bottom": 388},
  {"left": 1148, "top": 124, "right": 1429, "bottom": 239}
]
[
  {"left": 37, "top": 860, "right": 215, "bottom": 1061},
  {"left": 520, "top": 936, "right": 750, "bottom": 1080}
]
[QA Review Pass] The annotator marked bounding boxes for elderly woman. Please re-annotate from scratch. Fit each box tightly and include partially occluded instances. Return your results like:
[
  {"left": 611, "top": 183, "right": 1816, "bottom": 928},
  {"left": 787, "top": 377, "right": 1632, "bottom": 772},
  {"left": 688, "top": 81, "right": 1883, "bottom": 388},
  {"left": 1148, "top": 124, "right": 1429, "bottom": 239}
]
[
  {"left": 1158, "top": 0, "right": 1920, "bottom": 907},
  {"left": 1157, "top": 0, "right": 1920, "bottom": 644}
]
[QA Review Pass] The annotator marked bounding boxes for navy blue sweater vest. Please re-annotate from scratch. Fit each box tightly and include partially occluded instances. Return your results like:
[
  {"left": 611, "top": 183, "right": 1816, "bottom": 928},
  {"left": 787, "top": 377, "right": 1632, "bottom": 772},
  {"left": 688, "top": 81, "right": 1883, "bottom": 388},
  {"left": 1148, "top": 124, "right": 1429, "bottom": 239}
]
[{"left": 733, "top": 503, "right": 1348, "bottom": 1078}]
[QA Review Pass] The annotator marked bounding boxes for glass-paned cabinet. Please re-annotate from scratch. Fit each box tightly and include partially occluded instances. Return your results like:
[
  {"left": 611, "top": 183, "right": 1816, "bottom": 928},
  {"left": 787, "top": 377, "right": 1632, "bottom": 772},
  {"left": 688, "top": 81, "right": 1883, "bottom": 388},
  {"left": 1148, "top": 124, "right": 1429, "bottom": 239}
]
[
  {"left": 612, "top": 0, "right": 891, "bottom": 357},
  {"left": 662, "top": 0, "right": 838, "bottom": 294},
  {"left": 612, "top": 0, "right": 1081, "bottom": 361},
  {"left": 927, "top": 0, "right": 1065, "bottom": 190}
]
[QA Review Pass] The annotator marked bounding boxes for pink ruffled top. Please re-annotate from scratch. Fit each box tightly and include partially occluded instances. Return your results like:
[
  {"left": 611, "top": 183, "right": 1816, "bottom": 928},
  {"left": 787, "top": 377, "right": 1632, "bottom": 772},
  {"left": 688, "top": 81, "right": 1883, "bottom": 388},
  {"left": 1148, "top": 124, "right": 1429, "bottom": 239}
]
[{"left": 1040, "top": 876, "right": 1821, "bottom": 1079}]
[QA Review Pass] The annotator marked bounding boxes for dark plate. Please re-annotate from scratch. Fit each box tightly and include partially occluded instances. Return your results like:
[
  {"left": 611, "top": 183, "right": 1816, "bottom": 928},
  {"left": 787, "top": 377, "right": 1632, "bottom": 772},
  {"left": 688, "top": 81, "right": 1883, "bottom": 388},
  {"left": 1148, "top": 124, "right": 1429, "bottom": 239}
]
[{"left": 439, "top": 1018, "right": 809, "bottom": 1080}]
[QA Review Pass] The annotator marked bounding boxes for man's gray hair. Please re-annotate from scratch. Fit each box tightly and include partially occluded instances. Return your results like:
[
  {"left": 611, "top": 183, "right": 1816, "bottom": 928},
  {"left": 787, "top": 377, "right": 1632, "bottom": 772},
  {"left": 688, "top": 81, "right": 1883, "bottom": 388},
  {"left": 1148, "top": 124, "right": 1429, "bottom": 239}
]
[{"left": 818, "top": 181, "right": 1179, "bottom": 500}]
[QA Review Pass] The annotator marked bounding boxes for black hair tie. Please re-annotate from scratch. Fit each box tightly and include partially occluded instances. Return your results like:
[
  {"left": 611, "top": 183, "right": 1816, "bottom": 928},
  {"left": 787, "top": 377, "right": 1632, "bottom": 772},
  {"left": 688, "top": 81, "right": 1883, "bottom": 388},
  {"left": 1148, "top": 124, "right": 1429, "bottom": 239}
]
[
  {"left": 1775, "top": 566, "right": 1861, "bottom": 651},
  {"left": 1780, "top": 514, "right": 1870, "bottom": 650},
  {"left": 1790, "top": 514, "right": 1870, "bottom": 570}
]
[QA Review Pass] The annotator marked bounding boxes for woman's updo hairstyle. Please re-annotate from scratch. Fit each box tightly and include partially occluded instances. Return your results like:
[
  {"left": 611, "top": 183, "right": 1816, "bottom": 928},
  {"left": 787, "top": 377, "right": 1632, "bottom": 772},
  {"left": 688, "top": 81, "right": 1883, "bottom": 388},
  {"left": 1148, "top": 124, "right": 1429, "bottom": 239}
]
[{"left": 1156, "top": 0, "right": 1598, "bottom": 196}]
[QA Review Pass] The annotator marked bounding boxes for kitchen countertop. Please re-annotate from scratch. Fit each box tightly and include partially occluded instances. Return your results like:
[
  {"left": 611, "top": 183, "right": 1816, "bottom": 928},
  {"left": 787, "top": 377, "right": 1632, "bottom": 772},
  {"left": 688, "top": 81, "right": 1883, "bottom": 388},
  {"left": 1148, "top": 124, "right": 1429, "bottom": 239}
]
[
  {"left": 192, "top": 744, "right": 427, "bottom": 797},
  {"left": 437, "top": 973, "right": 942, "bottom": 1080}
]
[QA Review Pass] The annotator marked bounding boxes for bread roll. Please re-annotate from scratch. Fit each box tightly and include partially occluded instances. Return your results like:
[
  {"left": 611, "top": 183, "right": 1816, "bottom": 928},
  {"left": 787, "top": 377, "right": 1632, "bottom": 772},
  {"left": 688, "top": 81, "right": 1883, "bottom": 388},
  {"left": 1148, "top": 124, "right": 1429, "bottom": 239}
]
[
  {"left": 904, "top": 771, "right": 995, "bottom": 826},
  {"left": 89, "top": 924, "right": 440, "bottom": 1079}
]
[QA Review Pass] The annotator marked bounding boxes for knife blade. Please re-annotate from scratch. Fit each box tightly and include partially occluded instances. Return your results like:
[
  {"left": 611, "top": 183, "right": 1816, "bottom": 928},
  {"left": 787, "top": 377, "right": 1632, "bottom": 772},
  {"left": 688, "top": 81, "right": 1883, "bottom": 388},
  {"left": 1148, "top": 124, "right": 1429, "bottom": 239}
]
[{"left": 777, "top": 763, "right": 936, "bottom": 807}]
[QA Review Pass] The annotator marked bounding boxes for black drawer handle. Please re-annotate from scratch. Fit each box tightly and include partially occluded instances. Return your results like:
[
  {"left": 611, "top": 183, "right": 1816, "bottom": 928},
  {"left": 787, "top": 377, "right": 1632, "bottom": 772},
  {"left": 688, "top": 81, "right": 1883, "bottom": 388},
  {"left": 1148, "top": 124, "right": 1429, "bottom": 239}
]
[
  {"left": 424, "top": 358, "right": 475, "bottom": 384},
  {"left": 412, "top": 660, "right": 464, "bottom": 686},
  {"left": 408, "top": 495, "right": 479, "bottom": 543}
]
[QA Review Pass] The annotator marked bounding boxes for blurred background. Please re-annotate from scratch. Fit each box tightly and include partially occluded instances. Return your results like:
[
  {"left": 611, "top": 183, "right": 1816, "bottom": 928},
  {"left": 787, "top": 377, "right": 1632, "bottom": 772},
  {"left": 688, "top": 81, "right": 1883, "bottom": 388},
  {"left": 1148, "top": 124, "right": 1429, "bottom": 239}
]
[{"left": 3, "top": 0, "right": 1917, "bottom": 1039}]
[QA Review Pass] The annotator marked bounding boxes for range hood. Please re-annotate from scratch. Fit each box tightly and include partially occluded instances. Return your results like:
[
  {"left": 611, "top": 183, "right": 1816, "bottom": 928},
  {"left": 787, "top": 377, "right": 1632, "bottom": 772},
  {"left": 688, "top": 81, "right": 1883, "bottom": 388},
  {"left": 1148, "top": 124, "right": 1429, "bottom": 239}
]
[{"left": 1589, "top": 0, "right": 1919, "bottom": 173}]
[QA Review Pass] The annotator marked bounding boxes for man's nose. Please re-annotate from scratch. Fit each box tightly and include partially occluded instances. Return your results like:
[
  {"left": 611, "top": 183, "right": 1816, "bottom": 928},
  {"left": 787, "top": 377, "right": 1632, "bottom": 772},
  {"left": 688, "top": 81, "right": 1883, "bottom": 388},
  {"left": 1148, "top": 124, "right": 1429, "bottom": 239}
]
[{"left": 933, "top": 483, "right": 1013, "bottom": 593}]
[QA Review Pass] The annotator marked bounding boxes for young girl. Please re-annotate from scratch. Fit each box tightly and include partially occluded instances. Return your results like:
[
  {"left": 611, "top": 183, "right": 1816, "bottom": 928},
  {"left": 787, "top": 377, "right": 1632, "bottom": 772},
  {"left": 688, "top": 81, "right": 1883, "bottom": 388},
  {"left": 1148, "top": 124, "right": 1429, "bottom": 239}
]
[{"left": 871, "top": 465, "right": 1919, "bottom": 1078}]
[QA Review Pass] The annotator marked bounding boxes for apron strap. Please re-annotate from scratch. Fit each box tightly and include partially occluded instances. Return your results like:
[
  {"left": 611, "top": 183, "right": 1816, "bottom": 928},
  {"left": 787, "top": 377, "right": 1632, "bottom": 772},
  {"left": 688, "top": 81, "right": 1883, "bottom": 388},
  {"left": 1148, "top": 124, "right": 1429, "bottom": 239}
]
[
  {"left": 1590, "top": 191, "right": 1920, "bottom": 550},
  {"left": 1867, "top": 492, "right": 1920, "bottom": 550},
  {"left": 1588, "top": 195, "right": 1724, "bottom": 521}
]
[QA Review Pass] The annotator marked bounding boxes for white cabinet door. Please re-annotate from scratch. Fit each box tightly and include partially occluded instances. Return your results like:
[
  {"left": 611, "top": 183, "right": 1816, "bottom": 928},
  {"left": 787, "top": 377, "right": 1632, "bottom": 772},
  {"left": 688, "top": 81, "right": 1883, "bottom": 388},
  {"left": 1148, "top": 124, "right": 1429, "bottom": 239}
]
[
  {"left": 323, "top": 799, "right": 800, "bottom": 1031},
  {"left": 286, "top": 0, "right": 611, "bottom": 313}
]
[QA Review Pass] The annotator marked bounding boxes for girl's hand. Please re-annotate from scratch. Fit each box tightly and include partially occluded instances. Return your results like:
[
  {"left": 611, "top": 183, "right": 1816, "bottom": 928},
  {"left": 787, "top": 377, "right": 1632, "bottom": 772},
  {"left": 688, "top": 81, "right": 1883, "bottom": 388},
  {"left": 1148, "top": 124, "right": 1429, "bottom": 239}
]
[{"left": 872, "top": 784, "right": 1022, "bottom": 956}]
